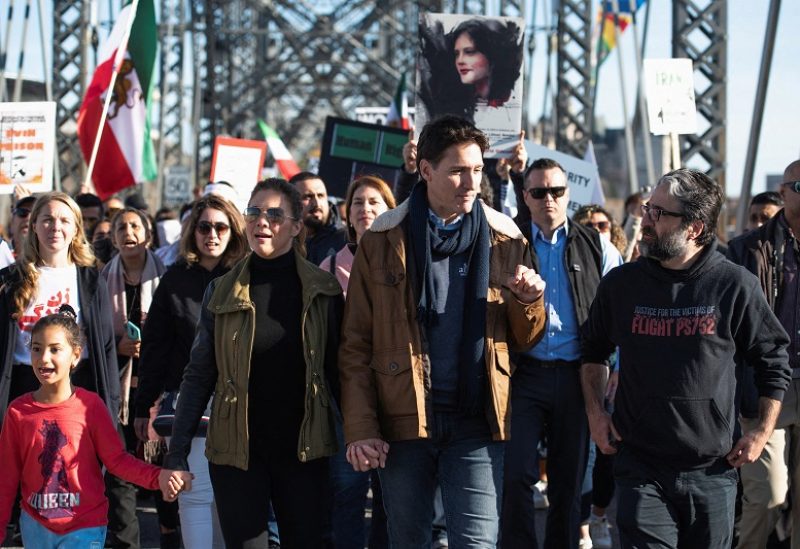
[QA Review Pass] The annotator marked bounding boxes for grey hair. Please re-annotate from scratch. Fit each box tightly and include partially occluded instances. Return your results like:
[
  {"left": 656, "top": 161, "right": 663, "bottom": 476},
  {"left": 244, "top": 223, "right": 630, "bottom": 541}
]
[{"left": 658, "top": 168, "right": 724, "bottom": 247}]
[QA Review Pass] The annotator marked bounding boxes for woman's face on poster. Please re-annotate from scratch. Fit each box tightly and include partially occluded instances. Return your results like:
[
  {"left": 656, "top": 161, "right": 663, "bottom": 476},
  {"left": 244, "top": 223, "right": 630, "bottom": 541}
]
[{"left": 454, "top": 32, "right": 490, "bottom": 89}]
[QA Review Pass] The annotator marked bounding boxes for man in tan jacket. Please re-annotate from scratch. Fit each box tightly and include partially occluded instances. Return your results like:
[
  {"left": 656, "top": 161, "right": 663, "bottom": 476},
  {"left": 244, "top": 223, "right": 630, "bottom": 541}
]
[{"left": 339, "top": 115, "right": 546, "bottom": 547}]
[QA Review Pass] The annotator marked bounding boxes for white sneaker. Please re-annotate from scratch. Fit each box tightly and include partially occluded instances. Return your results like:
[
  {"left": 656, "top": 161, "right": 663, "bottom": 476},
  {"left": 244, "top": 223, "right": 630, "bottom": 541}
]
[
  {"left": 533, "top": 480, "right": 549, "bottom": 509},
  {"left": 589, "top": 516, "right": 613, "bottom": 549}
]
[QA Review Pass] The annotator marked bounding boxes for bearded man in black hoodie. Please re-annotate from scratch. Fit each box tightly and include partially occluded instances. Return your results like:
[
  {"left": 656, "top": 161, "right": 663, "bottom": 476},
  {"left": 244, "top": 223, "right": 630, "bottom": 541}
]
[{"left": 580, "top": 168, "right": 791, "bottom": 549}]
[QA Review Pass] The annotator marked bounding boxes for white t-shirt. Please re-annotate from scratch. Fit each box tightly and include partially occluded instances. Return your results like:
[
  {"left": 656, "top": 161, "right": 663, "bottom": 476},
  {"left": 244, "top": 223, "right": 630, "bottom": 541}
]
[
  {"left": 0, "top": 240, "right": 14, "bottom": 269},
  {"left": 13, "top": 265, "right": 84, "bottom": 364}
]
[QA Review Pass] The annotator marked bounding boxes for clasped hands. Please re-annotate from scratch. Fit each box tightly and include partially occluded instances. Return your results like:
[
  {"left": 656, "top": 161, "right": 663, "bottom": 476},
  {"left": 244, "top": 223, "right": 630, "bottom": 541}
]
[
  {"left": 346, "top": 438, "right": 390, "bottom": 472},
  {"left": 157, "top": 469, "right": 195, "bottom": 502}
]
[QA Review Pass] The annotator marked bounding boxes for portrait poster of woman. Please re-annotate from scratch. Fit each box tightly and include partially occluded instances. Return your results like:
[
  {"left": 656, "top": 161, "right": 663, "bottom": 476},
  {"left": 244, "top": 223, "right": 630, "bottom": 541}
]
[{"left": 415, "top": 13, "right": 524, "bottom": 158}]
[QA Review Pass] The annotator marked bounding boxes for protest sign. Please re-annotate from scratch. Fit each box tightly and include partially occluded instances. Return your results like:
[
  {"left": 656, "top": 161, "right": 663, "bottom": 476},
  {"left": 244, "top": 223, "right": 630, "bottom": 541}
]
[
  {"left": 523, "top": 142, "right": 603, "bottom": 215},
  {"left": 416, "top": 13, "right": 524, "bottom": 158},
  {"left": 318, "top": 116, "right": 409, "bottom": 199},
  {"left": 0, "top": 101, "right": 56, "bottom": 193},
  {"left": 209, "top": 136, "right": 267, "bottom": 210},
  {"left": 643, "top": 58, "right": 698, "bottom": 136}
]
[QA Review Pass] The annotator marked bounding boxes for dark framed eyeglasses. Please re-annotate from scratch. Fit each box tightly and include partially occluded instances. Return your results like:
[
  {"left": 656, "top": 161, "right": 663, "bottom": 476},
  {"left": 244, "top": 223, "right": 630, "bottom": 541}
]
[
  {"left": 196, "top": 221, "right": 230, "bottom": 236},
  {"left": 244, "top": 206, "right": 297, "bottom": 225},
  {"left": 13, "top": 207, "right": 31, "bottom": 218},
  {"left": 586, "top": 221, "right": 610, "bottom": 231},
  {"left": 782, "top": 181, "right": 800, "bottom": 194},
  {"left": 526, "top": 186, "right": 567, "bottom": 200},
  {"left": 641, "top": 203, "right": 684, "bottom": 222}
]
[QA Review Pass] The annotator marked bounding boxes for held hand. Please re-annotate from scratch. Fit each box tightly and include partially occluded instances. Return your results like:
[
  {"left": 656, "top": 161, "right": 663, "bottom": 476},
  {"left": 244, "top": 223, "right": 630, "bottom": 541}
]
[
  {"left": 506, "top": 265, "right": 545, "bottom": 304},
  {"left": 346, "top": 438, "right": 390, "bottom": 472},
  {"left": 118, "top": 333, "right": 141, "bottom": 358},
  {"left": 509, "top": 130, "right": 527, "bottom": 174},
  {"left": 402, "top": 131, "right": 417, "bottom": 174},
  {"left": 495, "top": 158, "right": 511, "bottom": 180},
  {"left": 727, "top": 430, "right": 770, "bottom": 468},
  {"left": 588, "top": 410, "right": 622, "bottom": 455},
  {"left": 133, "top": 417, "right": 150, "bottom": 443},
  {"left": 13, "top": 184, "right": 32, "bottom": 203},
  {"left": 158, "top": 469, "right": 194, "bottom": 502}
]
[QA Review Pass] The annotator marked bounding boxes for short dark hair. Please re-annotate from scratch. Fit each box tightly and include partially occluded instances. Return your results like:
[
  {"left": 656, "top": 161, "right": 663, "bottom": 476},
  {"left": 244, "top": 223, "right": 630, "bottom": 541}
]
[
  {"left": 523, "top": 158, "right": 566, "bottom": 183},
  {"left": 750, "top": 191, "right": 783, "bottom": 208},
  {"left": 416, "top": 115, "right": 488, "bottom": 172},
  {"left": 658, "top": 168, "right": 724, "bottom": 247},
  {"left": 288, "top": 171, "right": 322, "bottom": 187},
  {"left": 74, "top": 193, "right": 104, "bottom": 213},
  {"left": 250, "top": 178, "right": 303, "bottom": 221}
]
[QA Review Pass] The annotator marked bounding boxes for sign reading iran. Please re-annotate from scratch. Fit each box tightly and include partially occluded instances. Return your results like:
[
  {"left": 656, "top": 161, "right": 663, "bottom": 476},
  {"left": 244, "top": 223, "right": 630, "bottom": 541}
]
[
  {"left": 523, "top": 142, "right": 603, "bottom": 214},
  {"left": 643, "top": 58, "right": 698, "bottom": 136}
]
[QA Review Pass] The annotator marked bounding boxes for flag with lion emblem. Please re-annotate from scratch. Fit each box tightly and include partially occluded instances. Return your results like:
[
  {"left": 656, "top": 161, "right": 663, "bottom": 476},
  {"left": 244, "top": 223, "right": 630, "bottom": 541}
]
[{"left": 77, "top": 0, "right": 157, "bottom": 199}]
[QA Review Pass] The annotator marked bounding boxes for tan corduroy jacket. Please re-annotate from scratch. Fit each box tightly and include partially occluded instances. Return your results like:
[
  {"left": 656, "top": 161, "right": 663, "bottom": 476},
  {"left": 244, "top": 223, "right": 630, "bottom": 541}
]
[{"left": 339, "top": 200, "right": 546, "bottom": 444}]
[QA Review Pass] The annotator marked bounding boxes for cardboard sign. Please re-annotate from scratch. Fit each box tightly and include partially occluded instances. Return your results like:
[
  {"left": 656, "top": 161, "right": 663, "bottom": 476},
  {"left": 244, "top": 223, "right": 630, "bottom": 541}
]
[
  {"left": 416, "top": 13, "right": 524, "bottom": 158},
  {"left": 643, "top": 58, "right": 698, "bottom": 135},
  {"left": 0, "top": 101, "right": 56, "bottom": 193},
  {"left": 523, "top": 142, "right": 603, "bottom": 215},
  {"left": 209, "top": 136, "right": 267, "bottom": 211}
]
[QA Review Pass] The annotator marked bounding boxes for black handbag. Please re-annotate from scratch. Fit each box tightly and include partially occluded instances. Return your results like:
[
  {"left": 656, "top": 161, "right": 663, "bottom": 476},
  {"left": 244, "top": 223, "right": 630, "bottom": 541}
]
[{"left": 152, "top": 391, "right": 210, "bottom": 437}]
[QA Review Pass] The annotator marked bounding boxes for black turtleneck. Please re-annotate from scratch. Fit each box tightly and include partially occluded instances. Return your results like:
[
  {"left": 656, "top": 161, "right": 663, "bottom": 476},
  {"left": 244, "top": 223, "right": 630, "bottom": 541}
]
[{"left": 248, "top": 248, "right": 305, "bottom": 452}]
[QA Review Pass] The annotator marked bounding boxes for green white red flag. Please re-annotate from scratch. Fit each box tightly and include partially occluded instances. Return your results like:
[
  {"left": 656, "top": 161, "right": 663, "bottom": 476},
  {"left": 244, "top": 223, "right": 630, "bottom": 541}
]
[
  {"left": 385, "top": 73, "right": 410, "bottom": 130},
  {"left": 257, "top": 120, "right": 301, "bottom": 180},
  {"left": 77, "top": 0, "right": 157, "bottom": 199}
]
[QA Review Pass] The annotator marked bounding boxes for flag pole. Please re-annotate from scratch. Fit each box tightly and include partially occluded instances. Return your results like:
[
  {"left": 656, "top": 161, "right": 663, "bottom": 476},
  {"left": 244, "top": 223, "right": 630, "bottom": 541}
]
[{"left": 83, "top": 0, "right": 141, "bottom": 193}]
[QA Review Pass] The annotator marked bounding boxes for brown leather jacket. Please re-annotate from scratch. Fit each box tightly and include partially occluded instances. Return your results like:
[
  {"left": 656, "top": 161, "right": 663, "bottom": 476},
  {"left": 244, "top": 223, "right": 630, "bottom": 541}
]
[{"left": 339, "top": 201, "right": 546, "bottom": 444}]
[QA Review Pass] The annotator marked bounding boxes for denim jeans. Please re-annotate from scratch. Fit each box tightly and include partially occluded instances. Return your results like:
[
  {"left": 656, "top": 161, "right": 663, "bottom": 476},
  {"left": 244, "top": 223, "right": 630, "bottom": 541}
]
[
  {"left": 501, "top": 363, "right": 589, "bottom": 549},
  {"left": 20, "top": 510, "right": 106, "bottom": 548},
  {"left": 330, "top": 419, "right": 372, "bottom": 549},
  {"left": 614, "top": 447, "right": 738, "bottom": 549},
  {"left": 378, "top": 412, "right": 503, "bottom": 549}
]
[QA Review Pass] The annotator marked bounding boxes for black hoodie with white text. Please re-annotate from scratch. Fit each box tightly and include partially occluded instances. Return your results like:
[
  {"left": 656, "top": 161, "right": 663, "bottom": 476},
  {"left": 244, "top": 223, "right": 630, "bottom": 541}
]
[{"left": 581, "top": 239, "right": 791, "bottom": 468}]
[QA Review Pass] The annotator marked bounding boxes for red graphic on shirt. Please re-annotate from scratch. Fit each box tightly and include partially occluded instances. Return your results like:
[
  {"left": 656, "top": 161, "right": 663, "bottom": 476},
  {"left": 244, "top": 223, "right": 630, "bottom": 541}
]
[
  {"left": 630, "top": 305, "right": 718, "bottom": 337},
  {"left": 17, "top": 288, "right": 72, "bottom": 333},
  {"left": 28, "top": 420, "right": 78, "bottom": 518}
]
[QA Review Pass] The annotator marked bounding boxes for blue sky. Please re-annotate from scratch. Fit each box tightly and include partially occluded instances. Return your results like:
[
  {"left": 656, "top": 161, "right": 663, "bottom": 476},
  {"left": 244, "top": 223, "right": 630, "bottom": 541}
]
[{"left": 2, "top": 0, "right": 798, "bottom": 197}]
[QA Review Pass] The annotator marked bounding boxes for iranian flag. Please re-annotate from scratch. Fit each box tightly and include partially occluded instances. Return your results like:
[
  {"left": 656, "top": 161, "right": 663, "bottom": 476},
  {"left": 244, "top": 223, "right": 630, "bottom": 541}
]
[
  {"left": 77, "top": 0, "right": 157, "bottom": 199},
  {"left": 257, "top": 120, "right": 301, "bottom": 180},
  {"left": 385, "top": 73, "right": 410, "bottom": 130}
]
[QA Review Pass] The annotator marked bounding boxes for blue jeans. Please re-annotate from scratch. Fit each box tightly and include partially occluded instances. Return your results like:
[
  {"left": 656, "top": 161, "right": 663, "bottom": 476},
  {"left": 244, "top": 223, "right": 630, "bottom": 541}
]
[
  {"left": 501, "top": 362, "right": 589, "bottom": 549},
  {"left": 614, "top": 447, "right": 737, "bottom": 549},
  {"left": 378, "top": 412, "right": 503, "bottom": 549},
  {"left": 20, "top": 510, "right": 106, "bottom": 548},
  {"left": 330, "top": 419, "right": 372, "bottom": 548}
]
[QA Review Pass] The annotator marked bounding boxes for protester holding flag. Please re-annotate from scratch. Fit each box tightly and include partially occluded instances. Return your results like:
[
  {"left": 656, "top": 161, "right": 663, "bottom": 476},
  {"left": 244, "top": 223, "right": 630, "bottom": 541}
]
[{"left": 77, "top": 0, "right": 158, "bottom": 199}]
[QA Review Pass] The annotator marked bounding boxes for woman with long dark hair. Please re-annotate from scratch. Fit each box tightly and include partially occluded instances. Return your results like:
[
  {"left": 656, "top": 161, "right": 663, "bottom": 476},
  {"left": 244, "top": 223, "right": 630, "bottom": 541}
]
[
  {"left": 165, "top": 178, "right": 344, "bottom": 548},
  {"left": 418, "top": 17, "right": 523, "bottom": 123}
]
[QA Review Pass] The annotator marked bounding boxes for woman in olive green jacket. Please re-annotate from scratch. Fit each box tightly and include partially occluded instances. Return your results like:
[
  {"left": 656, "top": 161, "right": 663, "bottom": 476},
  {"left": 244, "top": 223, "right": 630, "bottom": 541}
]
[{"left": 164, "top": 178, "right": 344, "bottom": 549}]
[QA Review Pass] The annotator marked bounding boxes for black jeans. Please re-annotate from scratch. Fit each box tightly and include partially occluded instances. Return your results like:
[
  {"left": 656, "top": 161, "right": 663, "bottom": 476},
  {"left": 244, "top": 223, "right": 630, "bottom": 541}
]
[
  {"left": 501, "top": 361, "right": 589, "bottom": 549},
  {"left": 209, "top": 440, "right": 330, "bottom": 549},
  {"left": 614, "top": 447, "right": 737, "bottom": 549}
]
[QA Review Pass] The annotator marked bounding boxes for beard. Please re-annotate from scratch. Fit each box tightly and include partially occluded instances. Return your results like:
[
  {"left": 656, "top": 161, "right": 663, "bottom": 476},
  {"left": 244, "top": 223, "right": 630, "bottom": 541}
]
[
  {"left": 639, "top": 225, "right": 688, "bottom": 261},
  {"left": 303, "top": 213, "right": 326, "bottom": 231}
]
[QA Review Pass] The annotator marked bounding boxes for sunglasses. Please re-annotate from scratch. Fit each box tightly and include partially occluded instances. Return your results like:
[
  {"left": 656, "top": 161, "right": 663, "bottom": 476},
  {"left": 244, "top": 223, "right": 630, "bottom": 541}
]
[
  {"left": 782, "top": 181, "right": 800, "bottom": 194},
  {"left": 586, "top": 221, "right": 610, "bottom": 231},
  {"left": 526, "top": 186, "right": 567, "bottom": 200},
  {"left": 13, "top": 207, "right": 31, "bottom": 218},
  {"left": 196, "top": 221, "right": 230, "bottom": 236},
  {"left": 244, "top": 206, "right": 297, "bottom": 225}
]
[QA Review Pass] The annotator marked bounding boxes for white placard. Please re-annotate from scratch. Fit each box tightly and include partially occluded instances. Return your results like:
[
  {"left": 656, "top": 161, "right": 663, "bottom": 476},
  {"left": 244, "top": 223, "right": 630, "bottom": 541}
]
[
  {"left": 0, "top": 101, "right": 56, "bottom": 193},
  {"left": 523, "top": 142, "right": 603, "bottom": 216},
  {"left": 209, "top": 136, "right": 267, "bottom": 212},
  {"left": 416, "top": 13, "right": 525, "bottom": 158},
  {"left": 643, "top": 58, "right": 698, "bottom": 135}
]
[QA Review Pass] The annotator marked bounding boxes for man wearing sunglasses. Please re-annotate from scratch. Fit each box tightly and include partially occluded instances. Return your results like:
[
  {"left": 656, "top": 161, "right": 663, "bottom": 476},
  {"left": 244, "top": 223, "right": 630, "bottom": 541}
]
[
  {"left": 339, "top": 115, "right": 546, "bottom": 547},
  {"left": 728, "top": 160, "right": 800, "bottom": 549},
  {"left": 502, "top": 157, "right": 622, "bottom": 549},
  {"left": 582, "top": 168, "right": 790, "bottom": 548}
]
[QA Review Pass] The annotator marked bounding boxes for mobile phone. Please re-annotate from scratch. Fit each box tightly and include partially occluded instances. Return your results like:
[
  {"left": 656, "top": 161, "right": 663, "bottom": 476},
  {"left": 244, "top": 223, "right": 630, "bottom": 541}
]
[{"left": 125, "top": 321, "right": 141, "bottom": 341}]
